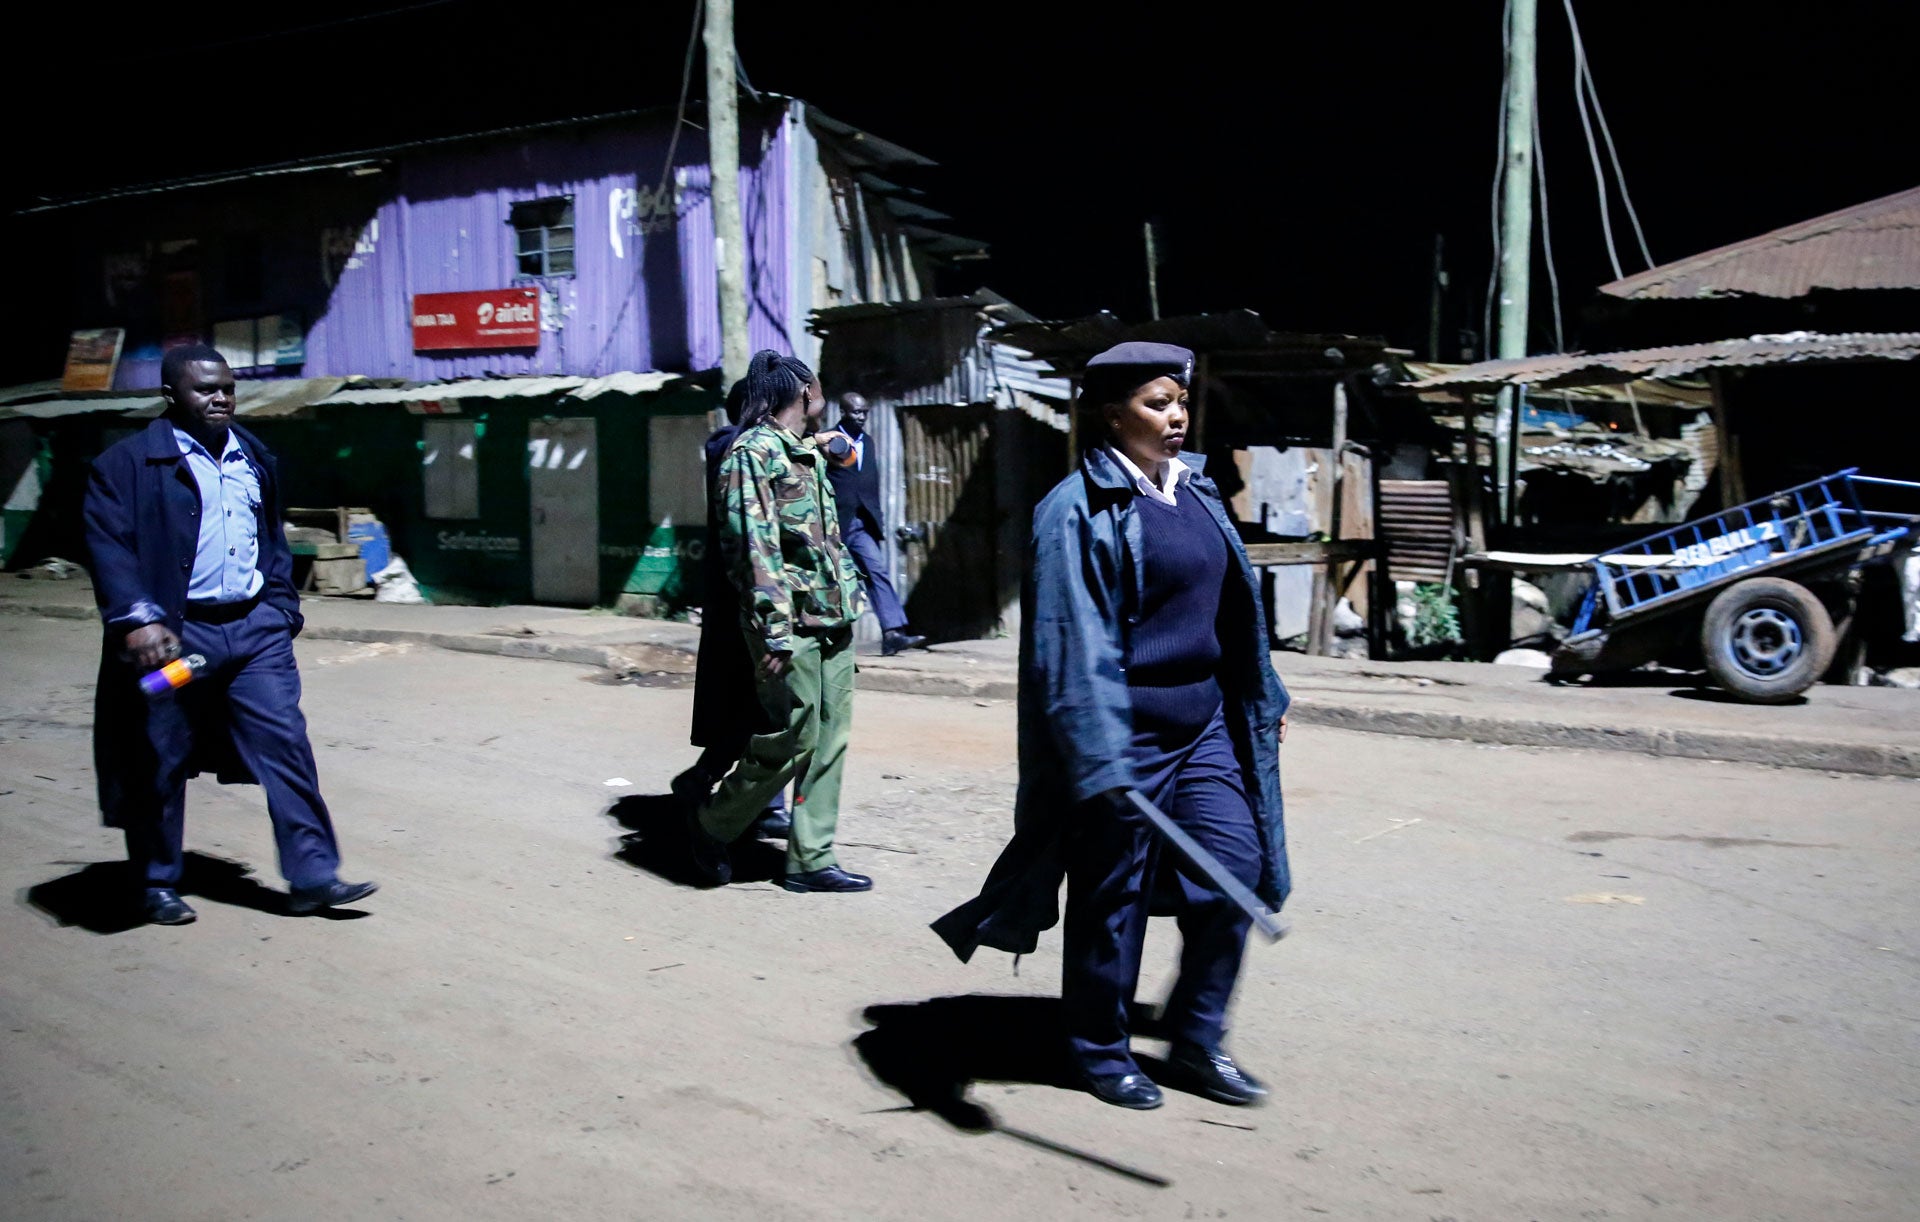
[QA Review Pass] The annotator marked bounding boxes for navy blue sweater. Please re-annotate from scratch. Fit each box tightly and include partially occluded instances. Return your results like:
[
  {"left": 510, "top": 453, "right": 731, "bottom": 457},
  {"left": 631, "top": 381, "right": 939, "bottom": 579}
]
[{"left": 1128, "top": 485, "right": 1230, "bottom": 730}]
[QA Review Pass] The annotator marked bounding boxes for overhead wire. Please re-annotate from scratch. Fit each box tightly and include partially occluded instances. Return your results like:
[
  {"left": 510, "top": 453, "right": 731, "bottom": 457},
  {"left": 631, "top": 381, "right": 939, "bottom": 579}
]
[
  {"left": 1563, "top": 0, "right": 1654, "bottom": 273},
  {"left": 1484, "top": 0, "right": 1514, "bottom": 360},
  {"left": 1532, "top": 102, "right": 1565, "bottom": 352},
  {"left": 1565, "top": 0, "right": 1654, "bottom": 269},
  {"left": 1565, "top": 2, "right": 1624, "bottom": 280}
]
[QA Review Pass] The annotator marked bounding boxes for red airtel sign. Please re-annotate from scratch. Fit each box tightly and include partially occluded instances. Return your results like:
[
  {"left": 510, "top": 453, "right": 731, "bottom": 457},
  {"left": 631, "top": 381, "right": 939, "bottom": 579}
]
[{"left": 411, "top": 288, "right": 541, "bottom": 350}]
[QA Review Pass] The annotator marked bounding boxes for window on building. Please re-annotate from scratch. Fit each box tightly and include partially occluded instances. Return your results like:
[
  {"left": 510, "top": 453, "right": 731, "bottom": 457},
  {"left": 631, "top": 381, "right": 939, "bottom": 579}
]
[{"left": 510, "top": 197, "right": 574, "bottom": 277}]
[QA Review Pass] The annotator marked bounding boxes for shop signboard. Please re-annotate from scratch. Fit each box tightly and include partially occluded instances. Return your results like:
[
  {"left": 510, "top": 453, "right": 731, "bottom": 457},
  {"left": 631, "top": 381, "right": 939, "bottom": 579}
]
[
  {"left": 61, "top": 328, "right": 125, "bottom": 391},
  {"left": 412, "top": 288, "right": 541, "bottom": 351}
]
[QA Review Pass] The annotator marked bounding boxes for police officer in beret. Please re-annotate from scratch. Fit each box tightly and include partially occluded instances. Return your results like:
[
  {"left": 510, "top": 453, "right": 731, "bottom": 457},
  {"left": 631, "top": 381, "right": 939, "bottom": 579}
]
[{"left": 934, "top": 341, "right": 1292, "bottom": 1111}]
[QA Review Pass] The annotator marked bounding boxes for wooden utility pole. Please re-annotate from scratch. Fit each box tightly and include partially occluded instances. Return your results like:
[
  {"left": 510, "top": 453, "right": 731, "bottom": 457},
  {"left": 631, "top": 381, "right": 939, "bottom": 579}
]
[
  {"left": 704, "top": 0, "right": 750, "bottom": 389},
  {"left": 1493, "top": 0, "right": 1537, "bottom": 527},
  {"left": 1307, "top": 379, "right": 1351, "bottom": 657}
]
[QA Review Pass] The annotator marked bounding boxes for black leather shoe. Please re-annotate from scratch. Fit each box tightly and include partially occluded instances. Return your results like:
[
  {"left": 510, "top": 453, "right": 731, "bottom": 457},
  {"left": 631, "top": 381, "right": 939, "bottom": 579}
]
[
  {"left": 881, "top": 629, "right": 929, "bottom": 656},
  {"left": 686, "top": 808, "right": 733, "bottom": 886},
  {"left": 143, "top": 888, "right": 197, "bottom": 926},
  {"left": 670, "top": 765, "right": 716, "bottom": 803},
  {"left": 780, "top": 866, "right": 873, "bottom": 893},
  {"left": 1167, "top": 1042, "right": 1268, "bottom": 1106},
  {"left": 287, "top": 880, "right": 379, "bottom": 915},
  {"left": 1083, "top": 1071, "right": 1164, "bottom": 1110},
  {"left": 752, "top": 806, "right": 793, "bottom": 838}
]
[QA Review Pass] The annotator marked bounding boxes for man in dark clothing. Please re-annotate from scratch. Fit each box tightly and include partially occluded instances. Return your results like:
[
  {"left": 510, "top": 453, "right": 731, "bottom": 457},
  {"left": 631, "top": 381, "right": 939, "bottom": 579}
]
[
  {"left": 820, "top": 393, "right": 926, "bottom": 656},
  {"left": 84, "top": 344, "right": 376, "bottom": 926},
  {"left": 674, "top": 380, "right": 790, "bottom": 836}
]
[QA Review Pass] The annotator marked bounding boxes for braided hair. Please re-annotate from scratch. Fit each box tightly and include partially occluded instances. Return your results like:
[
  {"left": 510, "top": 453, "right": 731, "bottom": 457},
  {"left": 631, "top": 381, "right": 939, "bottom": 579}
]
[{"left": 735, "top": 349, "right": 816, "bottom": 430}]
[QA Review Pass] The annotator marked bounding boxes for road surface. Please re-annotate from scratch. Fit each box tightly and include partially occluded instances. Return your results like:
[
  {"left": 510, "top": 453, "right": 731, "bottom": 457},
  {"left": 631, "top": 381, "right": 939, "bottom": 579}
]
[{"left": 2, "top": 613, "right": 1915, "bottom": 1220}]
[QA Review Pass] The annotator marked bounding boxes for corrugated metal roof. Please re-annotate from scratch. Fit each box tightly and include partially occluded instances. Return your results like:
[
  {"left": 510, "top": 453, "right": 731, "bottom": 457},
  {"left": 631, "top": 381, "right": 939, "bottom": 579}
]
[
  {"left": 806, "top": 111, "right": 937, "bottom": 170},
  {"left": 1400, "top": 362, "right": 1710, "bottom": 408},
  {"left": 1601, "top": 186, "right": 1920, "bottom": 300},
  {"left": 0, "top": 380, "right": 63, "bottom": 406},
  {"left": 1407, "top": 332, "right": 1920, "bottom": 390},
  {"left": 0, "top": 377, "right": 366, "bottom": 421},
  {"left": 313, "top": 371, "right": 678, "bottom": 407},
  {"left": 990, "top": 310, "right": 1391, "bottom": 370},
  {"left": 0, "top": 396, "right": 158, "bottom": 420},
  {"left": 566, "top": 371, "right": 681, "bottom": 400},
  {"left": 809, "top": 289, "right": 1035, "bottom": 331}
]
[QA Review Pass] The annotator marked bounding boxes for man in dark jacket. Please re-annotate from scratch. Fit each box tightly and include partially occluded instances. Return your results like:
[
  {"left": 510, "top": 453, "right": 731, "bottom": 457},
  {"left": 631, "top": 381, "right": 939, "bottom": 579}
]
[
  {"left": 84, "top": 344, "right": 375, "bottom": 926},
  {"left": 674, "top": 378, "right": 789, "bottom": 836},
  {"left": 820, "top": 393, "right": 926, "bottom": 656}
]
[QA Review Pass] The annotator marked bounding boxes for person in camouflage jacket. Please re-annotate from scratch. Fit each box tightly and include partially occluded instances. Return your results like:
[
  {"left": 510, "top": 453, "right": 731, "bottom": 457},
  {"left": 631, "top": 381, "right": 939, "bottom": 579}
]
[
  {"left": 718, "top": 408, "right": 867, "bottom": 654},
  {"left": 689, "top": 350, "right": 875, "bottom": 894}
]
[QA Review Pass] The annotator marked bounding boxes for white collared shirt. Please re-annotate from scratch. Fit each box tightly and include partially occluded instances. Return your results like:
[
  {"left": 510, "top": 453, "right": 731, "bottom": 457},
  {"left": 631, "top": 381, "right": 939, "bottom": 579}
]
[
  {"left": 173, "top": 426, "right": 266, "bottom": 604},
  {"left": 1107, "top": 447, "right": 1191, "bottom": 506}
]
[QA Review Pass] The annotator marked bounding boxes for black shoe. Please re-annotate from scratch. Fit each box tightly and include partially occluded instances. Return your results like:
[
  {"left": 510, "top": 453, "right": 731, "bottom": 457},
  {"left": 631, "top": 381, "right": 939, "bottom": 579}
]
[
  {"left": 881, "top": 629, "right": 929, "bottom": 656},
  {"left": 1167, "top": 1041, "right": 1268, "bottom": 1106},
  {"left": 287, "top": 880, "right": 379, "bottom": 915},
  {"left": 779, "top": 866, "right": 873, "bottom": 893},
  {"left": 752, "top": 806, "right": 793, "bottom": 838},
  {"left": 143, "top": 888, "right": 197, "bottom": 926},
  {"left": 686, "top": 808, "right": 733, "bottom": 886},
  {"left": 1082, "top": 1071, "right": 1164, "bottom": 1110},
  {"left": 671, "top": 765, "right": 716, "bottom": 803}
]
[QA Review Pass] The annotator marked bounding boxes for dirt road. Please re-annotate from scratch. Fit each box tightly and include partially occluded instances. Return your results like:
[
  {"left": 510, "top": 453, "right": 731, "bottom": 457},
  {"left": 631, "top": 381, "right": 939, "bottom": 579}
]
[{"left": 2, "top": 614, "right": 1915, "bottom": 1220}]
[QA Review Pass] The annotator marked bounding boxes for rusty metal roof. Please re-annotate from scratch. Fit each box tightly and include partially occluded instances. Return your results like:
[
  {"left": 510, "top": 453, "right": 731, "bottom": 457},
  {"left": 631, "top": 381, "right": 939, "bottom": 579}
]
[
  {"left": 1407, "top": 331, "right": 1920, "bottom": 391},
  {"left": 988, "top": 310, "right": 1390, "bottom": 371},
  {"left": 0, "top": 377, "right": 369, "bottom": 421},
  {"left": 1601, "top": 186, "right": 1920, "bottom": 299},
  {"left": 1400, "top": 362, "right": 1710, "bottom": 408}
]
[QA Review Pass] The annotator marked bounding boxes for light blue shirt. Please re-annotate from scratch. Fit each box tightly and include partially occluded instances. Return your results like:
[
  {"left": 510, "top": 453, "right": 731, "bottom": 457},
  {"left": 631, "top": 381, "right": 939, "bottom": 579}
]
[{"left": 174, "top": 427, "right": 265, "bottom": 604}]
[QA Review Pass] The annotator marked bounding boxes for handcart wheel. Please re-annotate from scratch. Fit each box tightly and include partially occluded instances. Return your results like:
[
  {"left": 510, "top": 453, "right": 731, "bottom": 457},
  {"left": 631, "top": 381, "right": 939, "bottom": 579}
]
[{"left": 1699, "top": 577, "right": 1835, "bottom": 703}]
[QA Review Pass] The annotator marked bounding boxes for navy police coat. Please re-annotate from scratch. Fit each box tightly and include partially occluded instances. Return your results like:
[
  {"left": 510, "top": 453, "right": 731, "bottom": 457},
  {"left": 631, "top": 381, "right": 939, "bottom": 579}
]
[
  {"left": 932, "top": 448, "right": 1291, "bottom": 961},
  {"left": 83, "top": 418, "right": 305, "bottom": 828}
]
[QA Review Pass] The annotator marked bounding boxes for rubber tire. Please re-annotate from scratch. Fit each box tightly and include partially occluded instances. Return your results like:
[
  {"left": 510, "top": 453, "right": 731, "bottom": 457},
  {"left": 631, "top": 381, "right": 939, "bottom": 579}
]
[{"left": 1699, "top": 577, "right": 1835, "bottom": 703}]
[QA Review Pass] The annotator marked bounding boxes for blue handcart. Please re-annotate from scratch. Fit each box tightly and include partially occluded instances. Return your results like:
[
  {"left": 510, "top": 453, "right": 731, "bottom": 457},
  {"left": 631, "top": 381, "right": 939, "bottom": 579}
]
[{"left": 1553, "top": 470, "right": 1920, "bottom": 702}]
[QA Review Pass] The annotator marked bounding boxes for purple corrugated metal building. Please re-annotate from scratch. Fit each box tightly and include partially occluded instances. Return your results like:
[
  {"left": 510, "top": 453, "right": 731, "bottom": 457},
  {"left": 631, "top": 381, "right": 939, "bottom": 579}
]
[
  {"left": 4, "top": 96, "right": 987, "bottom": 610},
  {"left": 20, "top": 96, "right": 976, "bottom": 389}
]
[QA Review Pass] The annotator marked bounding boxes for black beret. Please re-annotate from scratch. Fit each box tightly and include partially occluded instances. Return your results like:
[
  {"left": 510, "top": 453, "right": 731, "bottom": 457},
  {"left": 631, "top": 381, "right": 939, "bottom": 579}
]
[{"left": 1082, "top": 342, "right": 1195, "bottom": 399}]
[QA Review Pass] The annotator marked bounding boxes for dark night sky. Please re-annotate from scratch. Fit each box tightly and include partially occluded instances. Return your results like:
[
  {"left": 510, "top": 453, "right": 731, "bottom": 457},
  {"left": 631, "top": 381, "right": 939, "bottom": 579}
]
[{"left": 15, "top": 1, "right": 1920, "bottom": 357}]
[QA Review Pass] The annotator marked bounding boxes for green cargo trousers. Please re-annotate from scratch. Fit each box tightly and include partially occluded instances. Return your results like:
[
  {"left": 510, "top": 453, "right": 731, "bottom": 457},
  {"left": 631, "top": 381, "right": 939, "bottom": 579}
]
[{"left": 697, "top": 627, "right": 854, "bottom": 874}]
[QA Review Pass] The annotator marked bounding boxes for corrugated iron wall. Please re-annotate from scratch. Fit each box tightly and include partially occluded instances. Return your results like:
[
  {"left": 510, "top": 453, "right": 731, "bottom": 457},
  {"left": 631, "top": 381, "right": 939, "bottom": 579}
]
[{"left": 304, "top": 109, "right": 798, "bottom": 380}]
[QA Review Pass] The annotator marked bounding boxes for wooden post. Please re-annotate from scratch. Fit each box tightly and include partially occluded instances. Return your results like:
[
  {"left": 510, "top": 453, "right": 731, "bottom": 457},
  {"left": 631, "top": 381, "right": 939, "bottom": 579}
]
[
  {"left": 704, "top": 0, "right": 750, "bottom": 388},
  {"left": 1507, "top": 381, "right": 1526, "bottom": 524},
  {"left": 1708, "top": 370, "right": 1745, "bottom": 505},
  {"left": 1492, "top": 384, "right": 1516, "bottom": 526},
  {"left": 1307, "top": 379, "right": 1349, "bottom": 656}
]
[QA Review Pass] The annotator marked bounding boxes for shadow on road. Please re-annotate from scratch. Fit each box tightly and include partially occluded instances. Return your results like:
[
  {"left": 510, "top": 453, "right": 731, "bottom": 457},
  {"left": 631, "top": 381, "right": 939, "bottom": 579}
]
[
  {"left": 1668, "top": 686, "right": 1809, "bottom": 706},
  {"left": 21, "top": 851, "right": 362, "bottom": 933},
  {"left": 852, "top": 993, "right": 1172, "bottom": 1188},
  {"left": 605, "top": 793, "right": 786, "bottom": 886}
]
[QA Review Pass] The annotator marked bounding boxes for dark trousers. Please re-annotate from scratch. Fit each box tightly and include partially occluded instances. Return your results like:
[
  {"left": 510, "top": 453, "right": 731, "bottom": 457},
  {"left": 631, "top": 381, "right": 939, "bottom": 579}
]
[
  {"left": 693, "top": 743, "right": 787, "bottom": 815},
  {"left": 122, "top": 600, "right": 341, "bottom": 891},
  {"left": 842, "top": 515, "right": 906, "bottom": 631},
  {"left": 1062, "top": 703, "right": 1259, "bottom": 1077}
]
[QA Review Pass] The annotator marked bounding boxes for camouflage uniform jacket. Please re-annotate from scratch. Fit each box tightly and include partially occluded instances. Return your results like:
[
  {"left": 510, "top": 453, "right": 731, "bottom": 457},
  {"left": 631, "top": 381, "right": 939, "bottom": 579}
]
[{"left": 718, "top": 421, "right": 867, "bottom": 653}]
